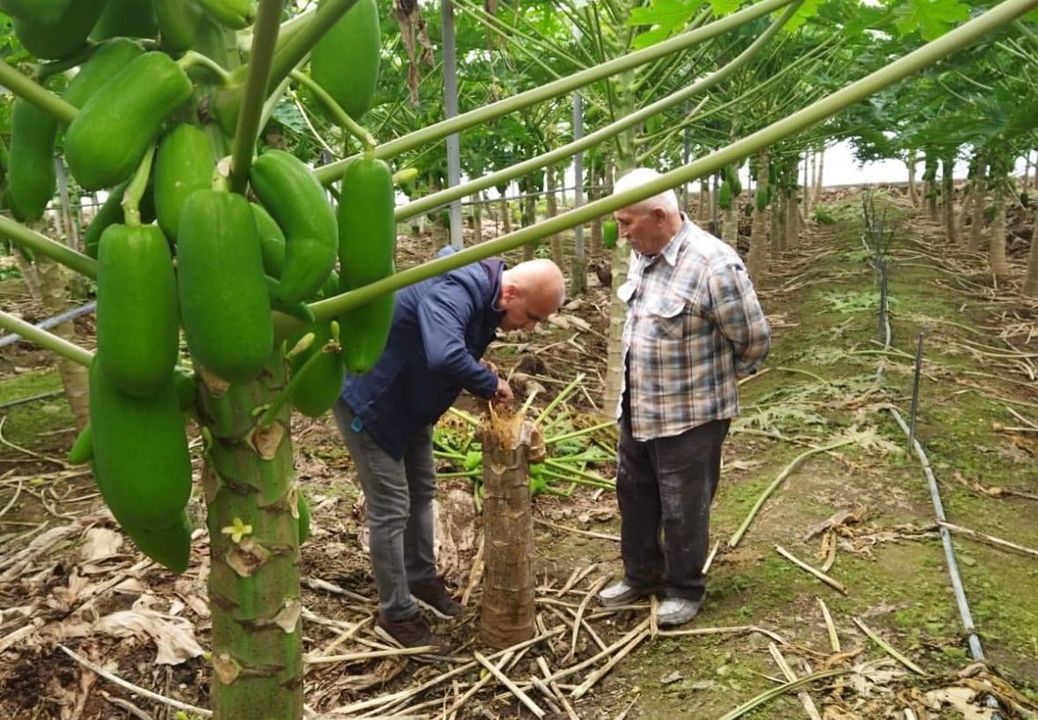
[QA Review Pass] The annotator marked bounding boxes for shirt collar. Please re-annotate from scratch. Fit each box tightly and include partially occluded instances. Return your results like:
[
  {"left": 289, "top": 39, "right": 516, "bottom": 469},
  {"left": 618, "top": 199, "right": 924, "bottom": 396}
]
[{"left": 642, "top": 213, "right": 691, "bottom": 267}]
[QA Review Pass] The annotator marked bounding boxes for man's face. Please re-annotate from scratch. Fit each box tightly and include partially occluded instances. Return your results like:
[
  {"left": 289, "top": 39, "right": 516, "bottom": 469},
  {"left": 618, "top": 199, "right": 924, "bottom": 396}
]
[
  {"left": 499, "top": 285, "right": 557, "bottom": 331},
  {"left": 615, "top": 205, "right": 668, "bottom": 255}
]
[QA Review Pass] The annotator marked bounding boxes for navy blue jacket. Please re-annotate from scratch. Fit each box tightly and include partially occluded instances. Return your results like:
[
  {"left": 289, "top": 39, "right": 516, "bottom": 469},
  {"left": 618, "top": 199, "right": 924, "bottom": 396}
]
[{"left": 341, "top": 255, "right": 505, "bottom": 460}]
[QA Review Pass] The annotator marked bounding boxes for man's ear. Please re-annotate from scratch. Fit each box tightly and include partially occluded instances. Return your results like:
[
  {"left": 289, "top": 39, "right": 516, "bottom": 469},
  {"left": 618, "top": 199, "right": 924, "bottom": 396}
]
[
  {"left": 500, "top": 281, "right": 521, "bottom": 307},
  {"left": 652, "top": 207, "right": 668, "bottom": 223}
]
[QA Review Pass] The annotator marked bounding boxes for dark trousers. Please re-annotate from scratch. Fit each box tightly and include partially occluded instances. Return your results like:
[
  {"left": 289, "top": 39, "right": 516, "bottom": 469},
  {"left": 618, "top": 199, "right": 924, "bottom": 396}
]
[{"left": 616, "top": 406, "right": 729, "bottom": 601}]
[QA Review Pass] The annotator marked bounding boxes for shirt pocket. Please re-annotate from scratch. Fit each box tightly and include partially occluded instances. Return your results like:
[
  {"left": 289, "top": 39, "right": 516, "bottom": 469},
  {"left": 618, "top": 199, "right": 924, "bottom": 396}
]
[{"left": 645, "top": 295, "right": 688, "bottom": 340}]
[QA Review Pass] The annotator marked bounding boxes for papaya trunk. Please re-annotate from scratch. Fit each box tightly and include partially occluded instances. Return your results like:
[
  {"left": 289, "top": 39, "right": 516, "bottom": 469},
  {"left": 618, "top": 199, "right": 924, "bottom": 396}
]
[
  {"left": 522, "top": 186, "right": 536, "bottom": 261},
  {"left": 812, "top": 148, "right": 824, "bottom": 204},
  {"left": 1023, "top": 205, "right": 1038, "bottom": 297},
  {"left": 989, "top": 179, "right": 1009, "bottom": 279},
  {"left": 750, "top": 148, "right": 769, "bottom": 254},
  {"left": 942, "top": 156, "right": 956, "bottom": 243},
  {"left": 472, "top": 193, "right": 483, "bottom": 244},
  {"left": 500, "top": 197, "right": 511, "bottom": 234},
  {"left": 603, "top": 70, "right": 636, "bottom": 416},
  {"left": 479, "top": 410, "right": 536, "bottom": 649},
  {"left": 37, "top": 257, "right": 90, "bottom": 431},
  {"left": 199, "top": 357, "right": 303, "bottom": 720},
  {"left": 546, "top": 168, "right": 563, "bottom": 267},
  {"left": 722, "top": 204, "right": 738, "bottom": 247},
  {"left": 786, "top": 191, "right": 800, "bottom": 249},
  {"left": 697, "top": 177, "right": 711, "bottom": 227},
  {"left": 969, "top": 169, "right": 986, "bottom": 252},
  {"left": 907, "top": 149, "right": 919, "bottom": 206}
]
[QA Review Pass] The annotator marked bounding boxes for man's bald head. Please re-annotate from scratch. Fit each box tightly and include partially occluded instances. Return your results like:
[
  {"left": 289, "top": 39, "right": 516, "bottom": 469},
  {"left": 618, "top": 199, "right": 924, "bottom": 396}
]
[{"left": 498, "top": 259, "right": 566, "bottom": 331}]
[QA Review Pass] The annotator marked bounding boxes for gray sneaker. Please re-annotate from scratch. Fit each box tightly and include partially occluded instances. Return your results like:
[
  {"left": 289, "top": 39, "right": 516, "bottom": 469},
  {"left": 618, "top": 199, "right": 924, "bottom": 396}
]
[
  {"left": 598, "top": 580, "right": 660, "bottom": 607},
  {"left": 657, "top": 597, "right": 702, "bottom": 627}
]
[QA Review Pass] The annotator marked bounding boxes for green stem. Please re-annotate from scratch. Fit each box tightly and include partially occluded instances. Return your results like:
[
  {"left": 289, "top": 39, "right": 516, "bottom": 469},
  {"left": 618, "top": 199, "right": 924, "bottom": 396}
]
[
  {"left": 178, "top": 50, "right": 233, "bottom": 84},
  {"left": 122, "top": 144, "right": 157, "bottom": 227},
  {"left": 0, "top": 60, "right": 77, "bottom": 125},
  {"left": 534, "top": 373, "right": 585, "bottom": 425},
  {"left": 0, "top": 216, "right": 97, "bottom": 279},
  {"left": 269, "top": 0, "right": 358, "bottom": 90},
  {"left": 289, "top": 70, "right": 376, "bottom": 148},
  {"left": 544, "top": 458, "right": 612, "bottom": 485},
  {"left": 229, "top": 0, "right": 284, "bottom": 194},
  {"left": 0, "top": 311, "right": 93, "bottom": 367},
  {"left": 312, "top": 0, "right": 797, "bottom": 185},
  {"left": 545, "top": 419, "right": 618, "bottom": 446},
  {"left": 539, "top": 466, "right": 612, "bottom": 489},
  {"left": 300, "top": 0, "right": 1038, "bottom": 328},
  {"left": 395, "top": 1, "right": 796, "bottom": 222}
]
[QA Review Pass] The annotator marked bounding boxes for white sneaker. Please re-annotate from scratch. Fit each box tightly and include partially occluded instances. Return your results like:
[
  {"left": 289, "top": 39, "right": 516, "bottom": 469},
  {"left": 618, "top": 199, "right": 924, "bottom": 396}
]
[
  {"left": 657, "top": 597, "right": 702, "bottom": 627},
  {"left": 598, "top": 580, "right": 659, "bottom": 607}
]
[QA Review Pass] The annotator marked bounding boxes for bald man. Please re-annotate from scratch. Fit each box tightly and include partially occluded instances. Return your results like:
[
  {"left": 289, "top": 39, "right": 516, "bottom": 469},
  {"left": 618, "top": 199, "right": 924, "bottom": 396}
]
[{"left": 334, "top": 253, "right": 565, "bottom": 653}]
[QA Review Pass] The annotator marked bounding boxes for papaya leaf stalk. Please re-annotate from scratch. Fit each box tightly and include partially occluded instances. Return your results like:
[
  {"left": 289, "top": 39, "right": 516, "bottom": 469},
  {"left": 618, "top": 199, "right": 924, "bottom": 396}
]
[
  {"left": 228, "top": 0, "right": 285, "bottom": 194},
  {"left": 0, "top": 59, "right": 77, "bottom": 124},
  {"left": 0, "top": 310, "right": 93, "bottom": 367},
  {"left": 303, "top": 0, "right": 1038, "bottom": 328}
]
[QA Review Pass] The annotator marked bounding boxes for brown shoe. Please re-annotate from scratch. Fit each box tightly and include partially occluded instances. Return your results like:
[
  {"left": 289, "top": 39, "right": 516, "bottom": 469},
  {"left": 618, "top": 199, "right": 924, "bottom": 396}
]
[
  {"left": 410, "top": 578, "right": 463, "bottom": 620},
  {"left": 375, "top": 612, "right": 451, "bottom": 655}
]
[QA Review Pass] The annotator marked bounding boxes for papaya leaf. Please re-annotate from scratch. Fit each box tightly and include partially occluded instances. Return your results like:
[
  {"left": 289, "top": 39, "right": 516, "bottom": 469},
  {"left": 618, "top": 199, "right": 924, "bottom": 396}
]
[{"left": 893, "top": 0, "right": 970, "bottom": 41}]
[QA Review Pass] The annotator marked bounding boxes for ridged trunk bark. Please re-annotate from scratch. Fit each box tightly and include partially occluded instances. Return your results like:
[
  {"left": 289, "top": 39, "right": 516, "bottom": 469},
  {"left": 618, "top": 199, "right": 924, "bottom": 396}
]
[
  {"left": 907, "top": 149, "right": 919, "bottom": 206},
  {"left": 1023, "top": 205, "right": 1038, "bottom": 297},
  {"left": 722, "top": 204, "right": 738, "bottom": 247},
  {"left": 499, "top": 197, "right": 511, "bottom": 234},
  {"left": 199, "top": 357, "right": 303, "bottom": 720},
  {"left": 479, "top": 410, "right": 536, "bottom": 649},
  {"left": 942, "top": 156, "right": 957, "bottom": 244},
  {"left": 750, "top": 149, "right": 770, "bottom": 255},
  {"left": 36, "top": 257, "right": 90, "bottom": 431},
  {"left": 785, "top": 191, "right": 800, "bottom": 249},
  {"left": 472, "top": 193, "right": 483, "bottom": 244},
  {"left": 812, "top": 148, "right": 824, "bottom": 204},
  {"left": 603, "top": 65, "right": 637, "bottom": 417},
  {"left": 968, "top": 162, "right": 987, "bottom": 252},
  {"left": 988, "top": 174, "right": 1009, "bottom": 279},
  {"left": 697, "top": 177, "right": 711, "bottom": 227},
  {"left": 546, "top": 168, "right": 564, "bottom": 267},
  {"left": 522, "top": 184, "right": 536, "bottom": 262}
]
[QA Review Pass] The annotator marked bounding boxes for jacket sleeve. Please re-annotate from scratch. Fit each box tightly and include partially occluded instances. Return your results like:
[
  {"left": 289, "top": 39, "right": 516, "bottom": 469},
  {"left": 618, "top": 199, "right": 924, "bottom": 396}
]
[
  {"left": 417, "top": 277, "right": 500, "bottom": 398},
  {"left": 707, "top": 260, "right": 771, "bottom": 377}
]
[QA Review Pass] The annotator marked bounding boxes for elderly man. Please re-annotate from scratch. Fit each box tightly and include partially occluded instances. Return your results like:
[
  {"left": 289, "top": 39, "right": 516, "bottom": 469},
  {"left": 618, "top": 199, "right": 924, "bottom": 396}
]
[
  {"left": 335, "top": 255, "right": 566, "bottom": 652},
  {"left": 599, "top": 167, "right": 771, "bottom": 626}
]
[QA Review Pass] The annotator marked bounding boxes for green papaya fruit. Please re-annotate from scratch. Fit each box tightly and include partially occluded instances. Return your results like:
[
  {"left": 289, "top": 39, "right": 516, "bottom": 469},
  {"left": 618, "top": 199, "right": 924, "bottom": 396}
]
[
  {"left": 64, "top": 38, "right": 146, "bottom": 109},
  {"left": 251, "top": 202, "right": 286, "bottom": 279},
  {"left": 65, "top": 52, "right": 193, "bottom": 190},
  {"left": 177, "top": 190, "right": 273, "bottom": 384},
  {"left": 90, "top": 0, "right": 157, "bottom": 41},
  {"left": 68, "top": 424, "right": 93, "bottom": 465},
  {"left": 8, "top": 99, "right": 57, "bottom": 222},
  {"left": 124, "top": 509, "right": 192, "bottom": 572},
  {"left": 88, "top": 358, "right": 192, "bottom": 529},
  {"left": 154, "top": 0, "right": 203, "bottom": 52},
  {"left": 96, "top": 224, "right": 179, "bottom": 397},
  {"left": 337, "top": 156, "right": 396, "bottom": 373},
  {"left": 12, "top": 0, "right": 110, "bottom": 60},
  {"left": 289, "top": 322, "right": 342, "bottom": 418},
  {"left": 249, "top": 150, "right": 337, "bottom": 304},
  {"left": 0, "top": 0, "right": 72, "bottom": 25},
  {"left": 153, "top": 124, "right": 214, "bottom": 240},
  {"left": 297, "top": 492, "right": 311, "bottom": 544},
  {"left": 602, "top": 219, "right": 618, "bottom": 250},
  {"left": 311, "top": 0, "right": 380, "bottom": 121}
]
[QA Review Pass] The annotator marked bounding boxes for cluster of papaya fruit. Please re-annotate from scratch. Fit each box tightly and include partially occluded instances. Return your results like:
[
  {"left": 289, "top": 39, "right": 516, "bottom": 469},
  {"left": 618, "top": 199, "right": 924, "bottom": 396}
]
[{"left": 5, "top": 0, "right": 393, "bottom": 570}]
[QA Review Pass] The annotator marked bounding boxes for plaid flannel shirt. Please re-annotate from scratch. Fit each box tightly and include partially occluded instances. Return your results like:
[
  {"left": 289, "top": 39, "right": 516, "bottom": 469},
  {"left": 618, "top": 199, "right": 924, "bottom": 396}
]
[{"left": 618, "top": 217, "right": 771, "bottom": 441}]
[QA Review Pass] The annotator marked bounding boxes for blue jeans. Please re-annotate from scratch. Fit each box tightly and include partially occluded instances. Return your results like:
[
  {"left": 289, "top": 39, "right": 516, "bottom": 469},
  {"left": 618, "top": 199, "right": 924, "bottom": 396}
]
[{"left": 333, "top": 399, "right": 439, "bottom": 620}]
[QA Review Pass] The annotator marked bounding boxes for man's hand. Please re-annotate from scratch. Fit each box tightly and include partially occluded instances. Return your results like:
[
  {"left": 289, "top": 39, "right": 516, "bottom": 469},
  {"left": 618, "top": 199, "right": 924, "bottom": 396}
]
[
  {"left": 481, "top": 359, "right": 499, "bottom": 376},
  {"left": 493, "top": 378, "right": 514, "bottom": 406}
]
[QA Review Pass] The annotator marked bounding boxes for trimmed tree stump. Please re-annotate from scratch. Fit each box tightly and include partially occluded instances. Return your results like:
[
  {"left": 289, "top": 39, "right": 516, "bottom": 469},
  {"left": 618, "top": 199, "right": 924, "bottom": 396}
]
[{"left": 479, "top": 408, "right": 543, "bottom": 648}]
